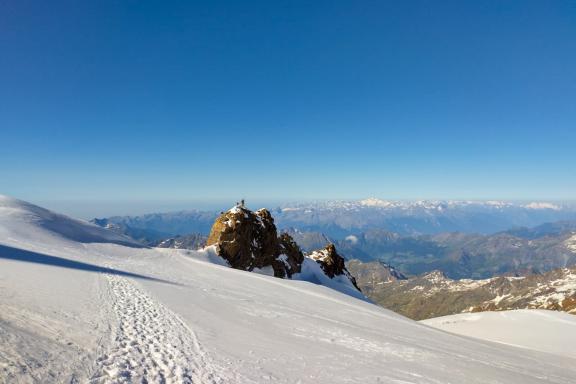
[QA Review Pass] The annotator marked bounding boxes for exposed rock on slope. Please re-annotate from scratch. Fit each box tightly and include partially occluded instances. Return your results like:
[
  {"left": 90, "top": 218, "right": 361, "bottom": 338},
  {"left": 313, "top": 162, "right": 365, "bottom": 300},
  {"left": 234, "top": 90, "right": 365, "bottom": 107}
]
[
  {"left": 309, "top": 244, "right": 360, "bottom": 290},
  {"left": 205, "top": 204, "right": 360, "bottom": 290},
  {"left": 277, "top": 232, "right": 304, "bottom": 278},
  {"left": 205, "top": 204, "right": 304, "bottom": 278}
]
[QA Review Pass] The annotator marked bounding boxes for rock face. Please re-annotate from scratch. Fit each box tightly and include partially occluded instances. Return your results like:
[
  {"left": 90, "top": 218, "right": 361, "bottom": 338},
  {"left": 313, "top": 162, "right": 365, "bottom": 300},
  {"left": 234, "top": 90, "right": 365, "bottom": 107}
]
[
  {"left": 205, "top": 204, "right": 304, "bottom": 278},
  {"left": 276, "top": 232, "right": 305, "bottom": 278},
  {"left": 308, "top": 244, "right": 360, "bottom": 290}
]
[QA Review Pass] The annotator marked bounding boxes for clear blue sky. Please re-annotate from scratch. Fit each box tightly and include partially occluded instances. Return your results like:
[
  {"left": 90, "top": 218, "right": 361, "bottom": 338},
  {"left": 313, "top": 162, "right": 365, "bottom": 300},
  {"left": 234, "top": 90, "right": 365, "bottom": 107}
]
[{"left": 2, "top": 0, "right": 575, "bottom": 213}]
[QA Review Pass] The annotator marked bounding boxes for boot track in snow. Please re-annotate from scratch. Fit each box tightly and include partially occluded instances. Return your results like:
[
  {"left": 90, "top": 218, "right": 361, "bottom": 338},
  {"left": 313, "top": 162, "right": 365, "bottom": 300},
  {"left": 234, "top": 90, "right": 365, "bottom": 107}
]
[{"left": 90, "top": 273, "right": 222, "bottom": 384}]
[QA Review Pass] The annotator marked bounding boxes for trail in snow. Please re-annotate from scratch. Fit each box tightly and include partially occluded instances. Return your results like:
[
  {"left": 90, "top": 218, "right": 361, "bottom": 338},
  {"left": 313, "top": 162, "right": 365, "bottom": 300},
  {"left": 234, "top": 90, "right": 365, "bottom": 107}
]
[{"left": 90, "top": 274, "right": 223, "bottom": 384}]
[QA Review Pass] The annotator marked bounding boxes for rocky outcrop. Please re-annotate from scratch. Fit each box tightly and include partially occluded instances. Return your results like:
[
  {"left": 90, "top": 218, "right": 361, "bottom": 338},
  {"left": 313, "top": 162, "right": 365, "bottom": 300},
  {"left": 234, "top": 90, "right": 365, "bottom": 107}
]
[
  {"left": 276, "top": 232, "right": 305, "bottom": 278},
  {"left": 205, "top": 204, "right": 303, "bottom": 278},
  {"left": 205, "top": 204, "right": 363, "bottom": 292},
  {"left": 308, "top": 244, "right": 360, "bottom": 290}
]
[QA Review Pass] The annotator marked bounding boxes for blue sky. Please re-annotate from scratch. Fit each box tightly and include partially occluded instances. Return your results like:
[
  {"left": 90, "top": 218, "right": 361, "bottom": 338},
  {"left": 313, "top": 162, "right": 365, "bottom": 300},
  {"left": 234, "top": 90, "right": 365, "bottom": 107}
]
[{"left": 1, "top": 0, "right": 575, "bottom": 215}]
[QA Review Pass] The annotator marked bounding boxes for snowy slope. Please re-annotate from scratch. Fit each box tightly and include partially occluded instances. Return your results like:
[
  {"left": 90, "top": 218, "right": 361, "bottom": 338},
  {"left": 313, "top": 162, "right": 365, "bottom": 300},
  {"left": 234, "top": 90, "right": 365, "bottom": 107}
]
[
  {"left": 2, "top": 196, "right": 576, "bottom": 383},
  {"left": 421, "top": 310, "right": 576, "bottom": 359},
  {"left": 0, "top": 195, "right": 140, "bottom": 248}
]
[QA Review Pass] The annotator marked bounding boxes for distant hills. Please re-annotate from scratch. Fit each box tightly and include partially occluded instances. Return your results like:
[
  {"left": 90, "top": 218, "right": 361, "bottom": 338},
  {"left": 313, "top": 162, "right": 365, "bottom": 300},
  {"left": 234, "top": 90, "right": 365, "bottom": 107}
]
[
  {"left": 349, "top": 261, "right": 576, "bottom": 320},
  {"left": 92, "top": 210, "right": 218, "bottom": 240},
  {"left": 338, "top": 226, "right": 576, "bottom": 279},
  {"left": 247, "top": 223, "right": 576, "bottom": 280}
]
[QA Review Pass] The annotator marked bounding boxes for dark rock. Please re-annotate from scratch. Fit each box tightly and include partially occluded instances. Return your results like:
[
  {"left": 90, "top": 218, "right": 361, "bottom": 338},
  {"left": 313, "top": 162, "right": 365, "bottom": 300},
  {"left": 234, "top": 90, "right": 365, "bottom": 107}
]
[
  {"left": 309, "top": 244, "right": 361, "bottom": 291},
  {"left": 205, "top": 205, "right": 304, "bottom": 278},
  {"left": 277, "top": 232, "right": 304, "bottom": 278}
]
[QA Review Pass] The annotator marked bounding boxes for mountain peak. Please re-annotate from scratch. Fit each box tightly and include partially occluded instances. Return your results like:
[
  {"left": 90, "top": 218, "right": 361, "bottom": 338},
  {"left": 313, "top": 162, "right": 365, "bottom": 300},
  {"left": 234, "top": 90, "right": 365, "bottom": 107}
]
[
  {"left": 205, "top": 204, "right": 362, "bottom": 293},
  {"left": 525, "top": 202, "right": 561, "bottom": 210},
  {"left": 359, "top": 198, "right": 394, "bottom": 207}
]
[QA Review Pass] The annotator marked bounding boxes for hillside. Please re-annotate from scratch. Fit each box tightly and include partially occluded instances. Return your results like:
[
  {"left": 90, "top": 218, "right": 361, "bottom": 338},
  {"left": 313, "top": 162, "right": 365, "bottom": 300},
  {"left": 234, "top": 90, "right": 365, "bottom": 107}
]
[
  {"left": 350, "top": 259, "right": 576, "bottom": 320},
  {"left": 336, "top": 227, "right": 576, "bottom": 279},
  {"left": 2, "top": 195, "right": 576, "bottom": 383}
]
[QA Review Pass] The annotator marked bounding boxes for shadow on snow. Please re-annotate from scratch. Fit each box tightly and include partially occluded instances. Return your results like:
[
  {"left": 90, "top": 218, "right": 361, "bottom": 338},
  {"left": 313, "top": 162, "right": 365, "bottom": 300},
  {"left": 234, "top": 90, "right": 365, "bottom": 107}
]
[{"left": 0, "top": 244, "right": 179, "bottom": 286}]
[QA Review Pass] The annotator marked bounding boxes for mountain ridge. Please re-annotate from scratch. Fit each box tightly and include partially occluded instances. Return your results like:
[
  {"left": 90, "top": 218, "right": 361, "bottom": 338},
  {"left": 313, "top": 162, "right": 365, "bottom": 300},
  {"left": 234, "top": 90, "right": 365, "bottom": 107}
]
[
  {"left": 351, "top": 259, "right": 576, "bottom": 320},
  {"left": 92, "top": 198, "right": 576, "bottom": 239}
]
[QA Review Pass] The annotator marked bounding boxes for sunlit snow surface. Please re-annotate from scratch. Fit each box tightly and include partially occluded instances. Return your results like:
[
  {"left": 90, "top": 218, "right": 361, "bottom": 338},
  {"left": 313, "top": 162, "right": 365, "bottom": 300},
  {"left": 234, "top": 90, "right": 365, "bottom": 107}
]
[
  {"left": 422, "top": 310, "right": 576, "bottom": 359},
  {"left": 1, "top": 195, "right": 576, "bottom": 383}
]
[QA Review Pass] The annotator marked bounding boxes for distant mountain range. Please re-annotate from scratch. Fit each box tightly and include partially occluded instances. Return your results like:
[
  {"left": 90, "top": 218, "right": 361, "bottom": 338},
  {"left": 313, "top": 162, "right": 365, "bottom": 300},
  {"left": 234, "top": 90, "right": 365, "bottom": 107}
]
[
  {"left": 93, "top": 198, "right": 576, "bottom": 240},
  {"left": 274, "top": 199, "right": 576, "bottom": 237},
  {"left": 349, "top": 261, "right": 576, "bottom": 320},
  {"left": 92, "top": 199, "right": 576, "bottom": 279},
  {"left": 338, "top": 225, "right": 576, "bottom": 279},
  {"left": 267, "top": 224, "right": 576, "bottom": 279},
  {"left": 91, "top": 210, "right": 218, "bottom": 240}
]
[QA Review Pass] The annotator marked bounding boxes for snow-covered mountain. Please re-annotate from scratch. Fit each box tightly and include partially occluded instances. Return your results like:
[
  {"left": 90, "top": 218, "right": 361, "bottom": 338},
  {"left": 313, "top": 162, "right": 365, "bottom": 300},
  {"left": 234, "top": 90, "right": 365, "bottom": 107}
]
[
  {"left": 94, "top": 198, "right": 576, "bottom": 240},
  {"left": 2, "top": 195, "right": 576, "bottom": 383},
  {"left": 274, "top": 199, "right": 576, "bottom": 237}
]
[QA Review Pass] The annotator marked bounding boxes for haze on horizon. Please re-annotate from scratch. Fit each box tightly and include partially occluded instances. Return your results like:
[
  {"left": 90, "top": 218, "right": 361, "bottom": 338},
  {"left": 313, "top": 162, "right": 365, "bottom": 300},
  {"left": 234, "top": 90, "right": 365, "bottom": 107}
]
[
  {"left": 2, "top": 1, "right": 575, "bottom": 208},
  {"left": 23, "top": 196, "right": 576, "bottom": 221}
]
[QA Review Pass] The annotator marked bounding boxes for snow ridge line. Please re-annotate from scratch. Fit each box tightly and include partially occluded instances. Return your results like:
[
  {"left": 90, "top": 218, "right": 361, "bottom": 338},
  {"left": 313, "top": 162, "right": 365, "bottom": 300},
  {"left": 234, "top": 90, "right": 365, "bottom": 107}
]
[{"left": 90, "top": 273, "right": 223, "bottom": 384}]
